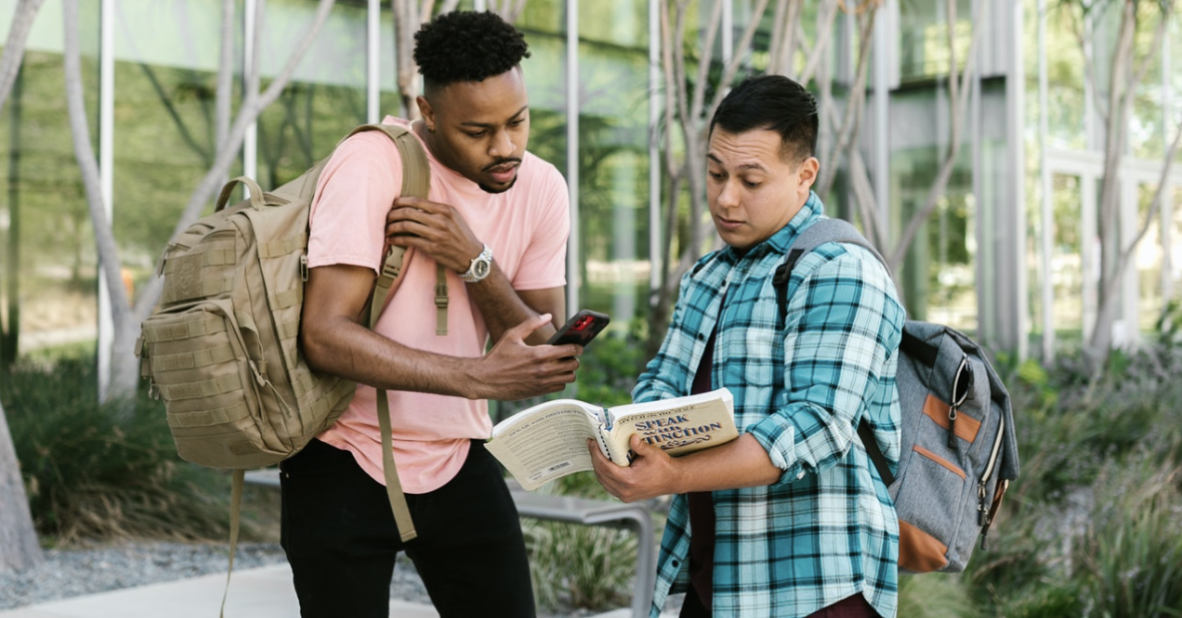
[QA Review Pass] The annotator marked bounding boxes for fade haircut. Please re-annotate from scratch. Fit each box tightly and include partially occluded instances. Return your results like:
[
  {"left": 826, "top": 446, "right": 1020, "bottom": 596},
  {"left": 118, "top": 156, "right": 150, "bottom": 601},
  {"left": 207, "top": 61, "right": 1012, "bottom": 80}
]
[
  {"left": 414, "top": 11, "right": 531, "bottom": 90},
  {"left": 709, "top": 75, "right": 818, "bottom": 163}
]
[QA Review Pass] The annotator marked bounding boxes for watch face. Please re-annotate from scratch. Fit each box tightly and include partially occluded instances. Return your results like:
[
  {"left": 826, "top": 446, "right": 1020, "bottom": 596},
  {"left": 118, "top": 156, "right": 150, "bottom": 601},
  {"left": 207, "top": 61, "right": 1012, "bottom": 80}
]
[{"left": 475, "top": 260, "right": 490, "bottom": 277}]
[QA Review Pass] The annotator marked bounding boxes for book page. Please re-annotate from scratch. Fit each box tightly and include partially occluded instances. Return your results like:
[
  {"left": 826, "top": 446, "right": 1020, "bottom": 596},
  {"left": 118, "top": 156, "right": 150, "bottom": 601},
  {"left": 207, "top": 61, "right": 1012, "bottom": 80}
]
[
  {"left": 604, "top": 388, "right": 738, "bottom": 459},
  {"left": 484, "top": 402, "right": 605, "bottom": 491}
]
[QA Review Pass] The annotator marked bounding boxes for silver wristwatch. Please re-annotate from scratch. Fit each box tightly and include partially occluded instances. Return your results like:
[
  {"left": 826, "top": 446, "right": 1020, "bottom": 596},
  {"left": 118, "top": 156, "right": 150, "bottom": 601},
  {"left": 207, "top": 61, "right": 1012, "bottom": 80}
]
[{"left": 459, "top": 244, "right": 493, "bottom": 283}]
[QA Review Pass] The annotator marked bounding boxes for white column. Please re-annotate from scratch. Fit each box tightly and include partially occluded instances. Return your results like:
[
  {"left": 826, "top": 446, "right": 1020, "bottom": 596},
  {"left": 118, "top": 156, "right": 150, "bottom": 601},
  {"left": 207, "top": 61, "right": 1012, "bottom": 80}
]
[
  {"left": 648, "top": 0, "right": 661, "bottom": 293},
  {"left": 565, "top": 0, "right": 580, "bottom": 315},
  {"left": 367, "top": 0, "right": 380, "bottom": 123},
  {"left": 97, "top": 0, "right": 116, "bottom": 400},
  {"left": 244, "top": 0, "right": 258, "bottom": 183},
  {"left": 1007, "top": 0, "right": 1028, "bottom": 359},
  {"left": 1160, "top": 30, "right": 1172, "bottom": 301},
  {"left": 1118, "top": 177, "right": 1137, "bottom": 347},
  {"left": 1037, "top": 0, "right": 1054, "bottom": 359},
  {"left": 872, "top": 2, "right": 892, "bottom": 230},
  {"left": 1082, "top": 172, "right": 1097, "bottom": 336}
]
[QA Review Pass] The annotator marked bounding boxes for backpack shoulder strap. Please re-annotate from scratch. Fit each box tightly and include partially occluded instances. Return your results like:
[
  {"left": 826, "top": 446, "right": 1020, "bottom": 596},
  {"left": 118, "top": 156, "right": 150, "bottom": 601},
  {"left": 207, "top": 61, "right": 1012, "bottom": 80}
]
[
  {"left": 344, "top": 123, "right": 433, "bottom": 543},
  {"left": 771, "top": 218, "right": 896, "bottom": 487},
  {"left": 772, "top": 218, "right": 886, "bottom": 321}
]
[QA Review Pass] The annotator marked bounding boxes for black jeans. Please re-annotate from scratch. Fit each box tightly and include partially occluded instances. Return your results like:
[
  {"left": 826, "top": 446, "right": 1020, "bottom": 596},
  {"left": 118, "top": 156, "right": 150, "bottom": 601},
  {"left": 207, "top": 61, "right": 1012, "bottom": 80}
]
[{"left": 279, "top": 439, "right": 535, "bottom": 618}]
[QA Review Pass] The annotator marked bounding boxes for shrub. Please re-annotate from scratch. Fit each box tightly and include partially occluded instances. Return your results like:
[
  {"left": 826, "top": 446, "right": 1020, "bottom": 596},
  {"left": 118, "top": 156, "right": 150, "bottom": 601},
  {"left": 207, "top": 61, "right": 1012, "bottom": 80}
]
[
  {"left": 1075, "top": 456, "right": 1182, "bottom": 618},
  {"left": 2, "top": 357, "right": 234, "bottom": 544},
  {"left": 523, "top": 473, "right": 639, "bottom": 611}
]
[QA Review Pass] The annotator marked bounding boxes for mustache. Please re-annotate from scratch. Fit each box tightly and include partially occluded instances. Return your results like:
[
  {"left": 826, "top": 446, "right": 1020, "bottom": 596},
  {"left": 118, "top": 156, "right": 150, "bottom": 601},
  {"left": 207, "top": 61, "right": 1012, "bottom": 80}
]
[{"left": 482, "top": 158, "right": 522, "bottom": 173}]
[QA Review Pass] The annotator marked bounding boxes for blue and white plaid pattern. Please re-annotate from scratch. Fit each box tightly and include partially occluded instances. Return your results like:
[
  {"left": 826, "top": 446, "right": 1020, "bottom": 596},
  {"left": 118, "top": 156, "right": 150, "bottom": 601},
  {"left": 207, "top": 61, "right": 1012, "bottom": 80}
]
[{"left": 636, "top": 192, "right": 906, "bottom": 618}]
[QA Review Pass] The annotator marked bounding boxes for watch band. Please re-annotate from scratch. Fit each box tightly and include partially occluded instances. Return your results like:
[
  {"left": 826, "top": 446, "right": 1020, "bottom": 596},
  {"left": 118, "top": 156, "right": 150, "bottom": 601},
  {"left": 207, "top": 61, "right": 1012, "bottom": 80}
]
[{"left": 459, "top": 244, "right": 493, "bottom": 283}]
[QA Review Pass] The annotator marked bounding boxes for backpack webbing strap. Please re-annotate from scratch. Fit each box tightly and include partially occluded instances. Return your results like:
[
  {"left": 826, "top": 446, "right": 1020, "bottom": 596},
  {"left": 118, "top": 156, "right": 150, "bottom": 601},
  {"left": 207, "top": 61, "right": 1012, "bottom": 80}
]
[
  {"left": 363, "top": 123, "right": 434, "bottom": 541},
  {"left": 774, "top": 218, "right": 896, "bottom": 488},
  {"left": 220, "top": 469, "right": 245, "bottom": 618}
]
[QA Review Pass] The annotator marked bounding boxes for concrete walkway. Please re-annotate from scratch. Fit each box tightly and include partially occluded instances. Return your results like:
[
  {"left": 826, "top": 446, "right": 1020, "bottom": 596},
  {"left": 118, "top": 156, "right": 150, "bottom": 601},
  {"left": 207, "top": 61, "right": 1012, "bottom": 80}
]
[{"left": 0, "top": 562, "right": 637, "bottom": 618}]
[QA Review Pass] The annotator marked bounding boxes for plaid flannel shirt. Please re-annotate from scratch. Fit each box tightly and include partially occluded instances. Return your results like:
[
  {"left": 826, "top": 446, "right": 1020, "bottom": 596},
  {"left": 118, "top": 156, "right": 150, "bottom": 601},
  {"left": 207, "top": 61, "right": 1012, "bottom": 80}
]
[{"left": 635, "top": 192, "right": 905, "bottom": 618}]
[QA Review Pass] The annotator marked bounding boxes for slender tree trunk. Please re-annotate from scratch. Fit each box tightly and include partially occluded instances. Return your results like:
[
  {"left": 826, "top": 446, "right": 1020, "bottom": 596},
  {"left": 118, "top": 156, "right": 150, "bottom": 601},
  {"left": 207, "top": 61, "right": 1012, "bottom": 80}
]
[
  {"left": 1086, "top": 0, "right": 1174, "bottom": 357},
  {"left": 392, "top": 0, "right": 420, "bottom": 119},
  {"left": 0, "top": 0, "right": 45, "bottom": 110},
  {"left": 0, "top": 399, "right": 43, "bottom": 573},
  {"left": 0, "top": 3, "right": 44, "bottom": 564},
  {"left": 62, "top": 0, "right": 141, "bottom": 407},
  {"left": 61, "top": 0, "right": 336, "bottom": 405}
]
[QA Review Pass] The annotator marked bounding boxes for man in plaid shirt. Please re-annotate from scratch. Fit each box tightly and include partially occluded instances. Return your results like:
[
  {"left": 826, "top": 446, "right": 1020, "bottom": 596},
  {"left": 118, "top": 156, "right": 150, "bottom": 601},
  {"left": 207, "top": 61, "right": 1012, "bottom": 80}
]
[{"left": 590, "top": 75, "right": 906, "bottom": 617}]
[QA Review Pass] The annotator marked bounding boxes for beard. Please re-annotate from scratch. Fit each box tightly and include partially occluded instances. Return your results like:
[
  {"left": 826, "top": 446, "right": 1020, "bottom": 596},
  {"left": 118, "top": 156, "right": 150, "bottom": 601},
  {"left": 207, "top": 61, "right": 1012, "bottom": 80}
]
[{"left": 478, "top": 174, "right": 519, "bottom": 194}]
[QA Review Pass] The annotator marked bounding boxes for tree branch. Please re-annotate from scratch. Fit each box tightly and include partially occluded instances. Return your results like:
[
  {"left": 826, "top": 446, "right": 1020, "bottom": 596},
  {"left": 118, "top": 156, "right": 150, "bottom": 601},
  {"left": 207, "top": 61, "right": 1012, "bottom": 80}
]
[
  {"left": 887, "top": 0, "right": 988, "bottom": 268},
  {"left": 0, "top": 0, "right": 45, "bottom": 113},
  {"left": 799, "top": 0, "right": 841, "bottom": 85},
  {"left": 139, "top": 0, "right": 337, "bottom": 322},
  {"left": 817, "top": 7, "right": 875, "bottom": 197},
  {"left": 707, "top": 0, "right": 772, "bottom": 118}
]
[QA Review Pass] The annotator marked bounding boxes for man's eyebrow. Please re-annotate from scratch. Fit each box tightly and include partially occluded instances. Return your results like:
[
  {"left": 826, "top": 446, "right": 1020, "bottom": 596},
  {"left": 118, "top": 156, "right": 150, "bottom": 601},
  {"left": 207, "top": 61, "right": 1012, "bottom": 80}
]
[
  {"left": 460, "top": 105, "right": 529, "bottom": 128},
  {"left": 706, "top": 153, "right": 767, "bottom": 172}
]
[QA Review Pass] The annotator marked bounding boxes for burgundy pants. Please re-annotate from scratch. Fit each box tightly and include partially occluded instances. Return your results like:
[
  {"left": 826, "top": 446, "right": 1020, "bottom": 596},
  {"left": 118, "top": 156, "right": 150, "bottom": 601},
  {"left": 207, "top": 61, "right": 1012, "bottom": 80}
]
[{"left": 680, "top": 587, "right": 877, "bottom": 618}]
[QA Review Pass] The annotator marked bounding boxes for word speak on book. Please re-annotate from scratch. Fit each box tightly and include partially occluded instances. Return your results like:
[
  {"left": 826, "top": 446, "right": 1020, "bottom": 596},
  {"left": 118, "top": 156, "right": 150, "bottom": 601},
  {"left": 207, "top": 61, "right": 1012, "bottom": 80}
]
[{"left": 484, "top": 388, "right": 737, "bottom": 490}]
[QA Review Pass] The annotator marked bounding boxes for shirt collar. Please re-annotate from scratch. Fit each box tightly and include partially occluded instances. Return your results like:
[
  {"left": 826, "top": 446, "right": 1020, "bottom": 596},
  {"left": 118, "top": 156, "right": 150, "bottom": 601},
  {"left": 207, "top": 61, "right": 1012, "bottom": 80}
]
[{"left": 716, "top": 191, "right": 825, "bottom": 264}]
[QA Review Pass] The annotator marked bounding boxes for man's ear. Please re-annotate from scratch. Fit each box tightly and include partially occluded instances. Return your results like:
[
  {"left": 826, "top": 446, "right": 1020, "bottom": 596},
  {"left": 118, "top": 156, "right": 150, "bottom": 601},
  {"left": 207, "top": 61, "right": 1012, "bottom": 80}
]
[
  {"left": 797, "top": 157, "right": 820, "bottom": 190},
  {"left": 416, "top": 95, "right": 435, "bottom": 131}
]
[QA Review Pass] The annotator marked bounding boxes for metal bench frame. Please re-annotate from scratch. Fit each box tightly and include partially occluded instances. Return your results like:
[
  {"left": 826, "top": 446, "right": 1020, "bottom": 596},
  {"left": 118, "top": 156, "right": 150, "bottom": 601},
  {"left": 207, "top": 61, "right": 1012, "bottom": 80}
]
[{"left": 244, "top": 469, "right": 655, "bottom": 618}]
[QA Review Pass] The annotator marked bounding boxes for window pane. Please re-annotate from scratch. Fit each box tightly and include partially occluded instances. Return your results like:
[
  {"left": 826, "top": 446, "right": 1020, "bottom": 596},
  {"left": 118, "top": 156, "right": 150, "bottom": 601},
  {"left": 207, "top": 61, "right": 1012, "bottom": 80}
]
[
  {"left": 0, "top": 0, "right": 102, "bottom": 360},
  {"left": 256, "top": 0, "right": 369, "bottom": 187}
]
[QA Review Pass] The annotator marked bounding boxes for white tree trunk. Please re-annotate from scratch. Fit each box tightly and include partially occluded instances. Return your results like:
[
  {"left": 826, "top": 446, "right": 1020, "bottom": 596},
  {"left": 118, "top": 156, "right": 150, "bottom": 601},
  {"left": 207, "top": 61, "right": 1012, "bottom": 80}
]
[
  {"left": 62, "top": 0, "right": 336, "bottom": 405},
  {"left": 0, "top": 1, "right": 47, "bottom": 568},
  {"left": 62, "top": 0, "right": 141, "bottom": 406},
  {"left": 0, "top": 399, "right": 42, "bottom": 572},
  {"left": 0, "top": 0, "right": 45, "bottom": 111},
  {"left": 1086, "top": 0, "right": 1173, "bottom": 357}
]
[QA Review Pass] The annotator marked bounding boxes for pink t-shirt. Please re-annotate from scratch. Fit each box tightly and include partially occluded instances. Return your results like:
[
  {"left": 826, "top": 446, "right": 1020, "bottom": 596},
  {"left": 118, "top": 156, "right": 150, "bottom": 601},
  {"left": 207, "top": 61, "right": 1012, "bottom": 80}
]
[{"left": 306, "top": 117, "right": 570, "bottom": 493}]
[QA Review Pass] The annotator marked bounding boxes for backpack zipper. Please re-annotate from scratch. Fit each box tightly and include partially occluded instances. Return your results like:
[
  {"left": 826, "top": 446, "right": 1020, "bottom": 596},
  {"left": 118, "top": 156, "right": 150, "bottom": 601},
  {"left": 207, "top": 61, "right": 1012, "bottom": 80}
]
[
  {"left": 976, "top": 414, "right": 1006, "bottom": 548},
  {"left": 947, "top": 354, "right": 971, "bottom": 449}
]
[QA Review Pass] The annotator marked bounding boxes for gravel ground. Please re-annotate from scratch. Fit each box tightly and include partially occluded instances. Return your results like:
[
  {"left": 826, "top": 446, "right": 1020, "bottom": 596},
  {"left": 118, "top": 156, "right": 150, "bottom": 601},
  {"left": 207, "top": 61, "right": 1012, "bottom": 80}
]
[{"left": 0, "top": 541, "right": 675, "bottom": 617}]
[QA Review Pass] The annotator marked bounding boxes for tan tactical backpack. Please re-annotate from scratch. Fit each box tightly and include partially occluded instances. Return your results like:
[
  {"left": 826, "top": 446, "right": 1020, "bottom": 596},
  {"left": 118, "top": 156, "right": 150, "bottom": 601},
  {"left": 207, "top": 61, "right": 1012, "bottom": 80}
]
[{"left": 138, "top": 123, "right": 437, "bottom": 546}]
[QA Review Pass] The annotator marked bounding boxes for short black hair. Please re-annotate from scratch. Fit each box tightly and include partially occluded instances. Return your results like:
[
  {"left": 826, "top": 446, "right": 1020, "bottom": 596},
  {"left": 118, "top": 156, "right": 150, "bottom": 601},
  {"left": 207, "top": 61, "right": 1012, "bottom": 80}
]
[
  {"left": 709, "top": 75, "right": 818, "bottom": 163},
  {"left": 414, "top": 11, "right": 531, "bottom": 88}
]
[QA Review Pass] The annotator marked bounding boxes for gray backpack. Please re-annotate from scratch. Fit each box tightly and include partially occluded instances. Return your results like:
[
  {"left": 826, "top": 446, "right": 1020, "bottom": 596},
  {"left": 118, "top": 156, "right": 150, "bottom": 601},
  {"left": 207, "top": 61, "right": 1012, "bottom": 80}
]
[{"left": 773, "top": 218, "right": 1020, "bottom": 574}]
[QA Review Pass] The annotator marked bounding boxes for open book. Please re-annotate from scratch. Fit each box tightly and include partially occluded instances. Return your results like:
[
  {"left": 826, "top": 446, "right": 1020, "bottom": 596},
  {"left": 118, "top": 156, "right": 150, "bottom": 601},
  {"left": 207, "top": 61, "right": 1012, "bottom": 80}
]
[{"left": 484, "top": 388, "right": 737, "bottom": 491}]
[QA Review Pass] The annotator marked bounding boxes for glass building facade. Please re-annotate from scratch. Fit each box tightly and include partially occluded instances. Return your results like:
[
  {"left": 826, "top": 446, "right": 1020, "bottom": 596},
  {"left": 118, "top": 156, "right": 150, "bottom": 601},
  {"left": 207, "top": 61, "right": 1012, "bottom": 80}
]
[{"left": 0, "top": 0, "right": 1179, "bottom": 380}]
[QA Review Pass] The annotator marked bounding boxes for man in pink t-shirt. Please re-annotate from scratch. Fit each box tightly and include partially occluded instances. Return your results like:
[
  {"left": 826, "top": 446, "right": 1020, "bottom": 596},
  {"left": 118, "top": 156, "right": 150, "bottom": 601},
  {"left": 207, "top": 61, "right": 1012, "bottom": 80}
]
[{"left": 280, "top": 11, "right": 577, "bottom": 618}]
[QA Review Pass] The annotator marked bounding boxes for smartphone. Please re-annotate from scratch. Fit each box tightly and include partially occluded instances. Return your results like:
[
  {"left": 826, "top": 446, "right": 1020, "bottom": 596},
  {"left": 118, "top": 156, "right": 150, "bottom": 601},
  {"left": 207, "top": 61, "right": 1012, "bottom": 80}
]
[{"left": 546, "top": 309, "right": 610, "bottom": 347}]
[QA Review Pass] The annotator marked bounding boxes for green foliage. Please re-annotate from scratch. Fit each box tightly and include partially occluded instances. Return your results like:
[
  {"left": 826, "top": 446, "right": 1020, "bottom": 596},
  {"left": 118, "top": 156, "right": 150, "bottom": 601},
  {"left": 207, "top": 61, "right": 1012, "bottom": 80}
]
[
  {"left": 525, "top": 516, "right": 638, "bottom": 611},
  {"left": 574, "top": 321, "right": 649, "bottom": 406},
  {"left": 1075, "top": 456, "right": 1182, "bottom": 618},
  {"left": 898, "top": 573, "right": 976, "bottom": 618},
  {"left": 1, "top": 357, "right": 233, "bottom": 545},
  {"left": 980, "top": 332, "right": 1182, "bottom": 617}
]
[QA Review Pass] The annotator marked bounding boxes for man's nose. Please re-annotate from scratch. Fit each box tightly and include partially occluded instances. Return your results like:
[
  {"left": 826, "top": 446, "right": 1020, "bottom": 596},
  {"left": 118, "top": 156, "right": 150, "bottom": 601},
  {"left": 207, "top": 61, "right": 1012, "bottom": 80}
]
[
  {"left": 716, "top": 179, "right": 741, "bottom": 210},
  {"left": 489, "top": 129, "right": 515, "bottom": 159}
]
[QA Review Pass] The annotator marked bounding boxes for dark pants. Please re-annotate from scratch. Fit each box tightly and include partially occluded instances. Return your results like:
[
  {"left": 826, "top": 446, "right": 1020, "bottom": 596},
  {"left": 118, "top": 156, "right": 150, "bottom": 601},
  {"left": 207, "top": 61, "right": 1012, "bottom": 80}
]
[{"left": 280, "top": 439, "right": 535, "bottom": 618}]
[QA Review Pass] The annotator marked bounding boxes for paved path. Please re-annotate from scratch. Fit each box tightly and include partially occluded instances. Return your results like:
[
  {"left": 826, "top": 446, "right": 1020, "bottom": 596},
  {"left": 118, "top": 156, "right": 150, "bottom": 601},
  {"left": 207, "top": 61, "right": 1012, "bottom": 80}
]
[{"left": 0, "top": 562, "right": 639, "bottom": 618}]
